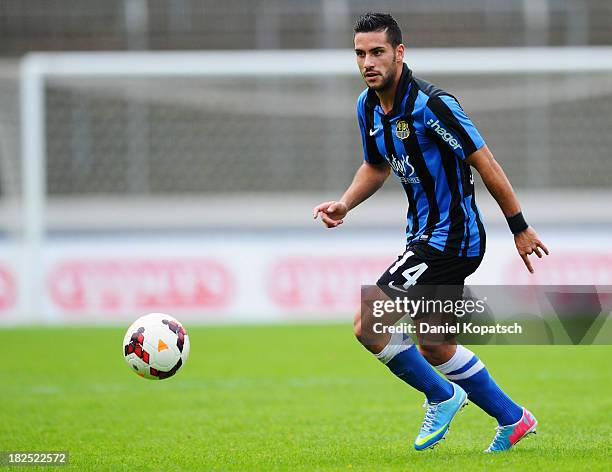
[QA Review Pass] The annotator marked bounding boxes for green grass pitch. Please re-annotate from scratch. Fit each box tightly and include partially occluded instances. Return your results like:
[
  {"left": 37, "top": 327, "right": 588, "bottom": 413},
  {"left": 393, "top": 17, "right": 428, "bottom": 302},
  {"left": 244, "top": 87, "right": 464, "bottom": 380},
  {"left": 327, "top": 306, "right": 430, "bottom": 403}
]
[{"left": 1, "top": 324, "right": 610, "bottom": 471}]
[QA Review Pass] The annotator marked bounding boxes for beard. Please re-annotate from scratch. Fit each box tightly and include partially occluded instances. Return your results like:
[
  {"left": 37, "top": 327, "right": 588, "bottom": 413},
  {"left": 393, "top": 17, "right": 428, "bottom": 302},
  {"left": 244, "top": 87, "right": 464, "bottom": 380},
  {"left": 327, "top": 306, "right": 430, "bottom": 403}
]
[
  {"left": 363, "top": 54, "right": 398, "bottom": 92},
  {"left": 369, "top": 69, "right": 395, "bottom": 92}
]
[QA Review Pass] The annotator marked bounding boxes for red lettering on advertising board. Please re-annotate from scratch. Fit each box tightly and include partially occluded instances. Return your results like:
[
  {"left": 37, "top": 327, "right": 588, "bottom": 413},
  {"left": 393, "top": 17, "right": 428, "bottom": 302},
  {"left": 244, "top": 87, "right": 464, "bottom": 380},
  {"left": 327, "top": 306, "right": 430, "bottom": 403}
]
[
  {"left": 48, "top": 259, "right": 232, "bottom": 313},
  {"left": 508, "top": 253, "right": 612, "bottom": 285},
  {"left": 0, "top": 266, "right": 16, "bottom": 312},
  {"left": 267, "top": 256, "right": 389, "bottom": 310}
]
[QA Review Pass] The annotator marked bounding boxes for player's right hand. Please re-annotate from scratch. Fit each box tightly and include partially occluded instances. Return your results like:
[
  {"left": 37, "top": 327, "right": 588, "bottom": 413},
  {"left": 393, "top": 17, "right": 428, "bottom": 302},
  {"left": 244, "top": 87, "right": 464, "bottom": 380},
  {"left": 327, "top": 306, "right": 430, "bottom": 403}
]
[{"left": 312, "top": 201, "right": 348, "bottom": 228}]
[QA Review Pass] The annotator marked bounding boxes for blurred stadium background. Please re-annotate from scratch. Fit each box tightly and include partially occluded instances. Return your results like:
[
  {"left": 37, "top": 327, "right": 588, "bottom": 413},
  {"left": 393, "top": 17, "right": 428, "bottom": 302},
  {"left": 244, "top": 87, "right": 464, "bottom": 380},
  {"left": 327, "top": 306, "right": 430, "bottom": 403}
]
[{"left": 0, "top": 0, "right": 611, "bottom": 324}]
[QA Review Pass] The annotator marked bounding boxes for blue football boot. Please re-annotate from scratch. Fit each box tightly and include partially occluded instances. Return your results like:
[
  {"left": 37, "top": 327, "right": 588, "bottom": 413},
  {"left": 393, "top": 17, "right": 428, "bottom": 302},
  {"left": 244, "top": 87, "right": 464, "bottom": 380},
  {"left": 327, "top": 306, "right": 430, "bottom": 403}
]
[{"left": 414, "top": 383, "right": 468, "bottom": 451}]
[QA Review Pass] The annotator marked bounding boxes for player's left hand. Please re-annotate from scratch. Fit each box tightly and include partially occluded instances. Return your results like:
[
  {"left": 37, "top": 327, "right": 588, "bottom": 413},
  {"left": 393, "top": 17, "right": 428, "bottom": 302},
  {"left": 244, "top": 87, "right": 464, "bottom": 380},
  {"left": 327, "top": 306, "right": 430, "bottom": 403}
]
[{"left": 514, "top": 227, "right": 549, "bottom": 273}]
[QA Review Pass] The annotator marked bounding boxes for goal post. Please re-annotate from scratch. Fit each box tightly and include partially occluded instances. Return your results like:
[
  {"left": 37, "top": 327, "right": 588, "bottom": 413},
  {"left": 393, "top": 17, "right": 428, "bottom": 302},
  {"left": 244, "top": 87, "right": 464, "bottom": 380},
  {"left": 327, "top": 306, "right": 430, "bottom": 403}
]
[{"left": 18, "top": 47, "right": 612, "bottom": 320}]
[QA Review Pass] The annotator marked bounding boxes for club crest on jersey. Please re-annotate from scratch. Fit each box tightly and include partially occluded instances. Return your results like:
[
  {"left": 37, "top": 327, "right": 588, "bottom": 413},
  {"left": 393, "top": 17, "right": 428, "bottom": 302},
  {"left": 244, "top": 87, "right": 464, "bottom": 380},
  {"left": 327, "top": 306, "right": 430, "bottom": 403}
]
[{"left": 395, "top": 120, "right": 410, "bottom": 139}]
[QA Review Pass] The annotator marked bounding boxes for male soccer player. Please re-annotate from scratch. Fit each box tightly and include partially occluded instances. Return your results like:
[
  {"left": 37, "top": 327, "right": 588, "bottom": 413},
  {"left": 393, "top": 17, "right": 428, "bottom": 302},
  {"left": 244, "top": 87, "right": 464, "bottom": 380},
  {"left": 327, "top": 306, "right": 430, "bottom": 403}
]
[{"left": 313, "top": 12, "right": 549, "bottom": 452}]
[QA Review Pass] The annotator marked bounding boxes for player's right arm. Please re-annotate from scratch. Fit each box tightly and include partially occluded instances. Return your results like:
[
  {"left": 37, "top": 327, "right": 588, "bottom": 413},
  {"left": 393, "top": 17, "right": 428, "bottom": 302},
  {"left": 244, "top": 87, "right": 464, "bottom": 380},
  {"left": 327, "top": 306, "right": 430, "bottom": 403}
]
[{"left": 313, "top": 161, "right": 390, "bottom": 228}]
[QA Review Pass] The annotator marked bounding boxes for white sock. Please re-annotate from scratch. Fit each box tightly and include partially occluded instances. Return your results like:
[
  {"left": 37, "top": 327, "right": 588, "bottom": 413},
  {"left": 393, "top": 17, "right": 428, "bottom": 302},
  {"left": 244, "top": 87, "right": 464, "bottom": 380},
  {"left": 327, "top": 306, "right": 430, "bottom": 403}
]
[
  {"left": 374, "top": 331, "right": 414, "bottom": 365},
  {"left": 435, "top": 345, "right": 485, "bottom": 380}
]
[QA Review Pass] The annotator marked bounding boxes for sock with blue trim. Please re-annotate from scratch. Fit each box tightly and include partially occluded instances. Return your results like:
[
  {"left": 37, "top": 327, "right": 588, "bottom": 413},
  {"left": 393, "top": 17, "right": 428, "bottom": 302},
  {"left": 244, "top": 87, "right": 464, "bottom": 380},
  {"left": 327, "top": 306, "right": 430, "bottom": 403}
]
[
  {"left": 375, "top": 333, "right": 454, "bottom": 404},
  {"left": 435, "top": 345, "right": 523, "bottom": 426}
]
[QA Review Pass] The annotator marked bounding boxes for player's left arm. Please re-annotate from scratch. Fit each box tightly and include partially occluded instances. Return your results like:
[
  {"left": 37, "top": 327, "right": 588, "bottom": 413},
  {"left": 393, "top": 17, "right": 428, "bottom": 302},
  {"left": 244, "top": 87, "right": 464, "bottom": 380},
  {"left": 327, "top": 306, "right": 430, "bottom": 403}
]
[
  {"left": 425, "top": 94, "right": 549, "bottom": 273},
  {"left": 466, "top": 145, "right": 550, "bottom": 273}
]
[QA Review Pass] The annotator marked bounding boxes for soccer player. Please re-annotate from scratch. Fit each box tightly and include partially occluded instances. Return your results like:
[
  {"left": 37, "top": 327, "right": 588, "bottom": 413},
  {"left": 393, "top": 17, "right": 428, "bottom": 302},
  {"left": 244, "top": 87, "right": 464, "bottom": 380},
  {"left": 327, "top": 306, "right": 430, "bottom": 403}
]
[{"left": 313, "top": 12, "right": 549, "bottom": 452}]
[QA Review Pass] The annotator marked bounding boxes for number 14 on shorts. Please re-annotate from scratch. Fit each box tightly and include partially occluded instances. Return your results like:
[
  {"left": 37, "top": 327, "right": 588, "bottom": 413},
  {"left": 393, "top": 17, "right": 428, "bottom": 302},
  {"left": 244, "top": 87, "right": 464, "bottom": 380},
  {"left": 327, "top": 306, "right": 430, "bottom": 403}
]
[{"left": 389, "top": 250, "right": 429, "bottom": 289}]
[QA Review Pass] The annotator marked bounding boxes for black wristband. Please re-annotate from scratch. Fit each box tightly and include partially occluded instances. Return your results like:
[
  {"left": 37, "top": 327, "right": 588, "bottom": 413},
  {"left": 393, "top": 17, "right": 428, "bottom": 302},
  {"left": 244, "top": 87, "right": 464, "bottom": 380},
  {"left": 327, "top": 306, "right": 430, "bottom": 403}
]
[{"left": 506, "top": 212, "right": 528, "bottom": 234}]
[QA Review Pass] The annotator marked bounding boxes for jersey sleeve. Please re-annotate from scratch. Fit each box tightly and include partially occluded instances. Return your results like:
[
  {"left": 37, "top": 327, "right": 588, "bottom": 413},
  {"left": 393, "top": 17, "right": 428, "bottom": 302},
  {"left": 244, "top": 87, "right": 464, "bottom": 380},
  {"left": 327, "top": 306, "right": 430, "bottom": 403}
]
[
  {"left": 357, "top": 93, "right": 384, "bottom": 164},
  {"left": 423, "top": 94, "right": 485, "bottom": 160}
]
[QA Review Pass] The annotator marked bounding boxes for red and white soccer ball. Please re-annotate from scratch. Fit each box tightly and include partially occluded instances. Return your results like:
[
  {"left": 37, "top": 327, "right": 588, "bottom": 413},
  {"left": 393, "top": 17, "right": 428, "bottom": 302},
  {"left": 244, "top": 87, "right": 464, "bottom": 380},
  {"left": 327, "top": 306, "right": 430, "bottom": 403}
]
[{"left": 123, "top": 313, "right": 190, "bottom": 380}]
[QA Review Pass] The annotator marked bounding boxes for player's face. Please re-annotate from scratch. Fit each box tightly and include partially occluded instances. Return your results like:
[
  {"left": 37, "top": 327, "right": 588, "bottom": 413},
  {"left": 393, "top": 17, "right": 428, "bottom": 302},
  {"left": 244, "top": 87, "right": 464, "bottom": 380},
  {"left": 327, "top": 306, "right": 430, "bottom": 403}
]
[{"left": 354, "top": 31, "right": 404, "bottom": 92}]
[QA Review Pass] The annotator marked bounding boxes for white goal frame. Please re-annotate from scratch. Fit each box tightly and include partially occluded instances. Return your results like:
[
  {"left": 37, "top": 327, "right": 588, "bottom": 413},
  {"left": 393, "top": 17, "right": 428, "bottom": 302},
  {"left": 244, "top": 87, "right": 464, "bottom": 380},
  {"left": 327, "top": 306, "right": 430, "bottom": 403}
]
[{"left": 19, "top": 47, "right": 612, "bottom": 318}]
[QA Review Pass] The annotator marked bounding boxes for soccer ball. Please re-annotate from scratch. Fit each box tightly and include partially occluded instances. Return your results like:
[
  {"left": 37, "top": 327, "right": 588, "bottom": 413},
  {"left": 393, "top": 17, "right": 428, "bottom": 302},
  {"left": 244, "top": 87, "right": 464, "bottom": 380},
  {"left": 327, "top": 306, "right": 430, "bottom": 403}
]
[{"left": 123, "top": 313, "right": 190, "bottom": 380}]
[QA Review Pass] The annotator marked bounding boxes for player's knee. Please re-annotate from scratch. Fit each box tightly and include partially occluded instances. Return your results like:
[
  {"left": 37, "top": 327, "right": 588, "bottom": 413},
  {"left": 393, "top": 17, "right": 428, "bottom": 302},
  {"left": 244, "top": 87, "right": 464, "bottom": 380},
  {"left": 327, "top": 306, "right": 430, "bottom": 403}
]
[{"left": 354, "top": 309, "right": 387, "bottom": 354}]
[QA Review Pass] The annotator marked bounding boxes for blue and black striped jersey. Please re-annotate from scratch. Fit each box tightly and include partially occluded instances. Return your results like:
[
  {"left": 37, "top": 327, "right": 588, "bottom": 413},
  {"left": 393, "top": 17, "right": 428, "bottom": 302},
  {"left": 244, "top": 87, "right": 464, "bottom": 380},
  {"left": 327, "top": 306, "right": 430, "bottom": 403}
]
[{"left": 357, "top": 64, "right": 486, "bottom": 257}]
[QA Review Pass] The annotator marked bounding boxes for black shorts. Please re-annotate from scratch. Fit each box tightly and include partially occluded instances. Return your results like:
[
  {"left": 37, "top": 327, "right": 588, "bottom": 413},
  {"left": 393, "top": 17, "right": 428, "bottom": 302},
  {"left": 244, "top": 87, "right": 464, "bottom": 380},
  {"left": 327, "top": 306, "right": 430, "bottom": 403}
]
[
  {"left": 377, "top": 242, "right": 483, "bottom": 289},
  {"left": 372, "top": 243, "right": 484, "bottom": 340}
]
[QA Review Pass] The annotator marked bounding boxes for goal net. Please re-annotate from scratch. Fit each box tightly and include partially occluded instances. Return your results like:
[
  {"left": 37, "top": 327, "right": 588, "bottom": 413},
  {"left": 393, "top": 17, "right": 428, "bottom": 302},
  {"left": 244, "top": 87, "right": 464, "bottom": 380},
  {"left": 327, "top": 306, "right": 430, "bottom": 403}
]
[{"left": 9, "top": 47, "right": 612, "bottom": 320}]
